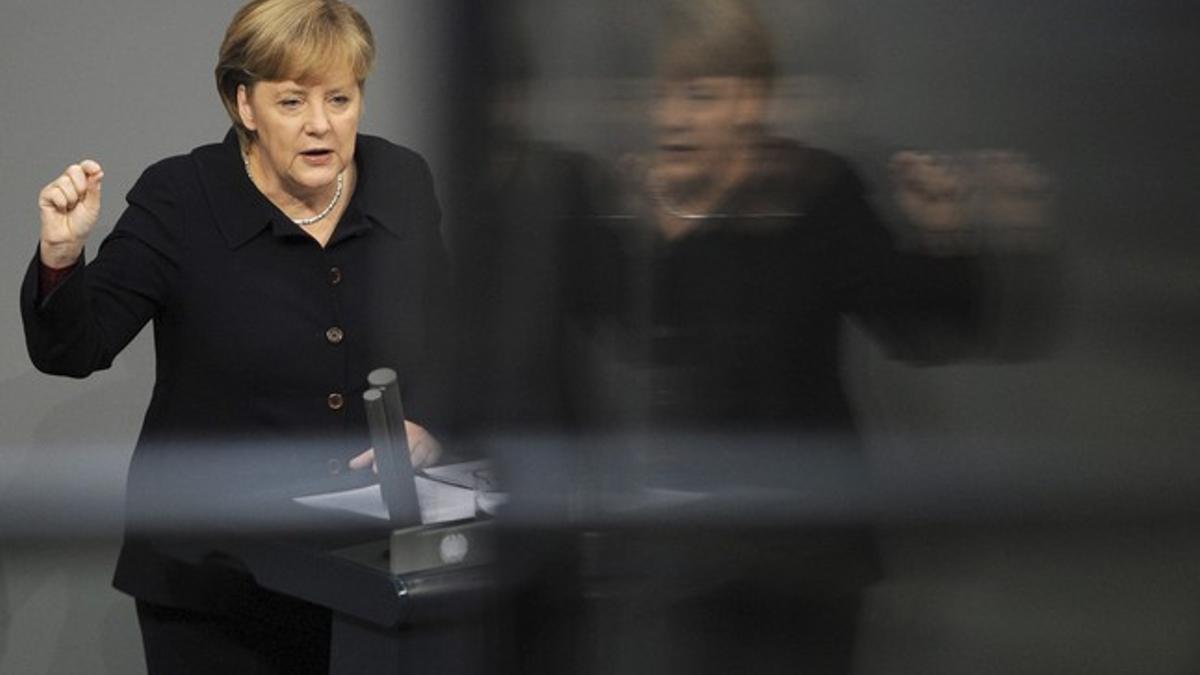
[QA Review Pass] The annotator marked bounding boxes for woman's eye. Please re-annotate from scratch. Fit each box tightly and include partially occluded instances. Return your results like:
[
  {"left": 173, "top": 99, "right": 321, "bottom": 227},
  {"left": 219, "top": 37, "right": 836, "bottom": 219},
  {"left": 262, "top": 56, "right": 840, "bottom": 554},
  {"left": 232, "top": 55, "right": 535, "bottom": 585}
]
[
  {"left": 330, "top": 95, "right": 351, "bottom": 106},
  {"left": 280, "top": 99, "right": 302, "bottom": 109}
]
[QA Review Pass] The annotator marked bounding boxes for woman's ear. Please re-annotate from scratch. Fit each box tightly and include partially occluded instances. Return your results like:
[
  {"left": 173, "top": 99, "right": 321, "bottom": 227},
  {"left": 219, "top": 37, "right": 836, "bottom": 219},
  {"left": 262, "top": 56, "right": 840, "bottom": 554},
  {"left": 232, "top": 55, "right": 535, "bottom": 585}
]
[{"left": 236, "top": 83, "right": 257, "bottom": 132}]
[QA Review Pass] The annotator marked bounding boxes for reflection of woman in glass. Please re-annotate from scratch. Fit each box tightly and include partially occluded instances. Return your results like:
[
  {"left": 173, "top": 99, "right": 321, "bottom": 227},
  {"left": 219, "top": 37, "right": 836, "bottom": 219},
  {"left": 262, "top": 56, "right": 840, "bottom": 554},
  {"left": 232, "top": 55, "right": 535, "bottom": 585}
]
[
  {"left": 22, "top": 1, "right": 446, "bottom": 671},
  {"left": 567, "top": 1, "right": 1049, "bottom": 672},
  {"left": 584, "top": 0, "right": 994, "bottom": 434}
]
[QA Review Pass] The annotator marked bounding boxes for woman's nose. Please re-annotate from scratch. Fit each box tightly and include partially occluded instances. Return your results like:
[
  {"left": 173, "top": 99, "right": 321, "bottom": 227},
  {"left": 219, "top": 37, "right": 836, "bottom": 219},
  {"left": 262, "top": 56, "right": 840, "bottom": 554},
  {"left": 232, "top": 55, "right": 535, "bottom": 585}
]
[
  {"left": 305, "top": 103, "right": 332, "bottom": 134},
  {"left": 655, "top": 95, "right": 692, "bottom": 131}
]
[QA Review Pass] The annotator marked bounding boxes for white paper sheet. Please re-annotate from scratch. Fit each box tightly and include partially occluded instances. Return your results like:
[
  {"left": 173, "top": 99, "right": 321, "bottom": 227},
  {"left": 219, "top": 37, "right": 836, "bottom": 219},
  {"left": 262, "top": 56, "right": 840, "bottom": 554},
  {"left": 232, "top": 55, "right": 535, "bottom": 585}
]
[{"left": 294, "top": 475, "right": 477, "bottom": 524}]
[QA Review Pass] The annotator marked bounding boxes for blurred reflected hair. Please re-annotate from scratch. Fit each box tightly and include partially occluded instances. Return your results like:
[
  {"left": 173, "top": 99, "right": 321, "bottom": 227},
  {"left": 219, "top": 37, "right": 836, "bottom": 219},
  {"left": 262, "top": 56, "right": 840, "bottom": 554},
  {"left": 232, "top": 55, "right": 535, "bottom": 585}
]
[
  {"left": 215, "top": 0, "right": 375, "bottom": 147},
  {"left": 658, "top": 0, "right": 775, "bottom": 85}
]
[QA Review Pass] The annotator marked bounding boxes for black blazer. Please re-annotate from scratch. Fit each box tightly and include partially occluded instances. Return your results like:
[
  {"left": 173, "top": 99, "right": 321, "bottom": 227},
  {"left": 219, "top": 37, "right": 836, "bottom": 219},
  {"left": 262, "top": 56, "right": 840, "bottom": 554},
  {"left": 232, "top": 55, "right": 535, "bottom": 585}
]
[
  {"left": 568, "top": 139, "right": 994, "bottom": 436},
  {"left": 21, "top": 129, "right": 449, "bottom": 608}
]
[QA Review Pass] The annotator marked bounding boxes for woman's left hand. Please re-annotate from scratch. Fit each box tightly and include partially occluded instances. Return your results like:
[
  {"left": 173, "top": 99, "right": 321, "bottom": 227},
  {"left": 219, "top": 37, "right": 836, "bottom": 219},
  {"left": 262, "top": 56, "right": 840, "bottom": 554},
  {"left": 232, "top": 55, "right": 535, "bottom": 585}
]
[{"left": 349, "top": 420, "right": 442, "bottom": 473}]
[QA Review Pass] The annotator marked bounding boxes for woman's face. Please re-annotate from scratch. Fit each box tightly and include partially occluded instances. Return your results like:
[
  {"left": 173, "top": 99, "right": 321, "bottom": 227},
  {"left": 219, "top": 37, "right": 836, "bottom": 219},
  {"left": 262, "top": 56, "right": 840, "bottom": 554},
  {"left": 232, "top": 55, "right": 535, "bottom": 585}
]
[
  {"left": 651, "top": 76, "right": 766, "bottom": 197},
  {"left": 237, "top": 64, "right": 362, "bottom": 198}
]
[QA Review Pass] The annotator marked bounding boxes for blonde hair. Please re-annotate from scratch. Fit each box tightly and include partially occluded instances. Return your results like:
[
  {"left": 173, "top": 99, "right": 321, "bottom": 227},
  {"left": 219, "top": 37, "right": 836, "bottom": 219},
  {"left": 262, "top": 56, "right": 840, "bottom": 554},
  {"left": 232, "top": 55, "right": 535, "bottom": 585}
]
[
  {"left": 215, "top": 0, "right": 375, "bottom": 147},
  {"left": 658, "top": 0, "right": 775, "bottom": 85}
]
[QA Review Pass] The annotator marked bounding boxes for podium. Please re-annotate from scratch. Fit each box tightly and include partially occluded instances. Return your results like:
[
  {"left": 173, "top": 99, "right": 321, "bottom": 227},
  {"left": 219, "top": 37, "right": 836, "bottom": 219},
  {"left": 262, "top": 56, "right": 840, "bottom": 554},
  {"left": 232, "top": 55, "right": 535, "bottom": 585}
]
[
  {"left": 159, "top": 507, "right": 496, "bottom": 675},
  {"left": 154, "top": 431, "right": 882, "bottom": 675}
]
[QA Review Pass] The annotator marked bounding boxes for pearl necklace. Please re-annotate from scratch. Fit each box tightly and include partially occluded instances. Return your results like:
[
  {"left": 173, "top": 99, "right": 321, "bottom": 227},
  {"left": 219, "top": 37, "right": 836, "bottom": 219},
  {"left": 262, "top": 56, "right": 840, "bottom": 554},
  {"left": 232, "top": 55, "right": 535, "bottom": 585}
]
[
  {"left": 649, "top": 176, "right": 805, "bottom": 221},
  {"left": 244, "top": 155, "right": 344, "bottom": 226}
]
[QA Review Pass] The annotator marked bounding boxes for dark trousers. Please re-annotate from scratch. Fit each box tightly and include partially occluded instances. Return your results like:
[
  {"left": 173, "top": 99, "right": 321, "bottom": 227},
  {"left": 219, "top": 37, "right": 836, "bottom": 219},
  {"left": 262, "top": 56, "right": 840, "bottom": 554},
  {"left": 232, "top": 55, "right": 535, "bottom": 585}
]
[{"left": 135, "top": 589, "right": 331, "bottom": 675}]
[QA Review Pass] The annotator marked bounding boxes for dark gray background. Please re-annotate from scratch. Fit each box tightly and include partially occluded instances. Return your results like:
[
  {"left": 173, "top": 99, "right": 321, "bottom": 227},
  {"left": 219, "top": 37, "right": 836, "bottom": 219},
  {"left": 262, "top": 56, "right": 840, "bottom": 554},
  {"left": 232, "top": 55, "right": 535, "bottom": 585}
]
[{"left": 3, "top": 1, "right": 1199, "bottom": 673}]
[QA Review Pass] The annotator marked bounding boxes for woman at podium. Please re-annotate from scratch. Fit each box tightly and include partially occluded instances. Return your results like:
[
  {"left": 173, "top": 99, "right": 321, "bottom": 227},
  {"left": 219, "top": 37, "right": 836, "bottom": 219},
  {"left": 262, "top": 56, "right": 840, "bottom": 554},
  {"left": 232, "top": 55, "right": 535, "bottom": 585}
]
[{"left": 20, "top": 0, "right": 447, "bottom": 672}]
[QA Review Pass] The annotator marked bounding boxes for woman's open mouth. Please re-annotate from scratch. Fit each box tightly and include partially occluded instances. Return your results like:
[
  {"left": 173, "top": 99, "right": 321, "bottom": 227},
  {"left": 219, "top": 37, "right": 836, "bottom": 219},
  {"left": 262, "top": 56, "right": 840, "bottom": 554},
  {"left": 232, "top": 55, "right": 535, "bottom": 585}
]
[{"left": 299, "top": 149, "right": 335, "bottom": 165}]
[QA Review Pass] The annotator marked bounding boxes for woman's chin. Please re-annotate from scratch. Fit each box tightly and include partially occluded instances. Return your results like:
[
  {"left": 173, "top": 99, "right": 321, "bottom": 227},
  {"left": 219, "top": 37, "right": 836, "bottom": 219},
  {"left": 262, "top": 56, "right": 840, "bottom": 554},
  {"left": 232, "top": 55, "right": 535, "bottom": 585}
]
[
  {"left": 288, "top": 169, "right": 341, "bottom": 193},
  {"left": 654, "top": 169, "right": 711, "bottom": 203}
]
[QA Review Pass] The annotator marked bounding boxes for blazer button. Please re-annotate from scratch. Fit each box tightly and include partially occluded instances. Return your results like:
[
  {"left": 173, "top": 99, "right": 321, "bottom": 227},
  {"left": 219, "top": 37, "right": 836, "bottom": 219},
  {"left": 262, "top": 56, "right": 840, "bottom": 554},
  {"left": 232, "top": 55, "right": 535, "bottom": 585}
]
[
  {"left": 329, "top": 266, "right": 343, "bottom": 286},
  {"left": 327, "top": 392, "right": 345, "bottom": 411},
  {"left": 327, "top": 458, "right": 343, "bottom": 475},
  {"left": 326, "top": 326, "right": 345, "bottom": 345}
]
